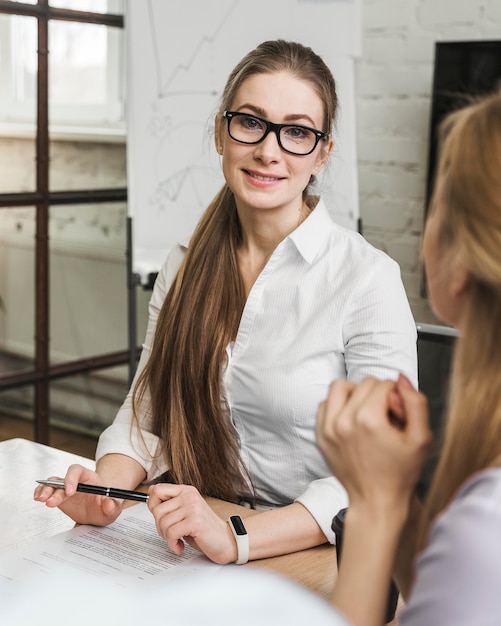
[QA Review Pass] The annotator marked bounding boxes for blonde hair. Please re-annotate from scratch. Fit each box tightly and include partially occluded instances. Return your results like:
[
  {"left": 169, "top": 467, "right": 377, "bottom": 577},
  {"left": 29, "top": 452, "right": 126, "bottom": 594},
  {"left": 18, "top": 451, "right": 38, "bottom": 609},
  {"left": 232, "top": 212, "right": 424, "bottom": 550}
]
[
  {"left": 132, "top": 41, "right": 339, "bottom": 501},
  {"left": 418, "top": 90, "right": 501, "bottom": 548}
]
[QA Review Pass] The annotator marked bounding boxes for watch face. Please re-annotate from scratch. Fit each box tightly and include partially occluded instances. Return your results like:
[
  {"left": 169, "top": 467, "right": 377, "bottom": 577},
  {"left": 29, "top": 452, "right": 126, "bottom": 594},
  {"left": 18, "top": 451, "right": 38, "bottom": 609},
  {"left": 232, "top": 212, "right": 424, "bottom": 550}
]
[{"left": 230, "top": 515, "right": 247, "bottom": 536}]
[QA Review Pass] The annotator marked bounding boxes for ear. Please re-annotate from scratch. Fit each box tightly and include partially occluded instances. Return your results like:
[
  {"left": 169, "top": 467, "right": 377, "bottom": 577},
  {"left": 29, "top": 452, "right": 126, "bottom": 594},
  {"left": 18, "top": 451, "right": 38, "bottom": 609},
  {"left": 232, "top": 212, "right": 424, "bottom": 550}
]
[
  {"left": 313, "top": 137, "right": 334, "bottom": 175},
  {"left": 214, "top": 114, "right": 223, "bottom": 154},
  {"left": 451, "top": 262, "right": 470, "bottom": 298}
]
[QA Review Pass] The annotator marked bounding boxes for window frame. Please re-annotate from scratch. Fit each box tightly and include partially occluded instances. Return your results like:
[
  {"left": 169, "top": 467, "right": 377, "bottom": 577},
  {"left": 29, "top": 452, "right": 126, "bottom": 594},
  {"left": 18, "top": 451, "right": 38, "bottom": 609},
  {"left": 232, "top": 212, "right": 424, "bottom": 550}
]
[{"left": 0, "top": 0, "right": 129, "bottom": 444}]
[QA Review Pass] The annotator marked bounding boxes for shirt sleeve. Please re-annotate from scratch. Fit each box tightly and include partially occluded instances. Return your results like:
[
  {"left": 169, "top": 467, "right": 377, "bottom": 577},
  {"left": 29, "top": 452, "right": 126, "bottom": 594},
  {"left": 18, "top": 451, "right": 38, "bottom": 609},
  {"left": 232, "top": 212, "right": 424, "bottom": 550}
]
[
  {"left": 95, "top": 244, "right": 187, "bottom": 481},
  {"left": 344, "top": 252, "right": 418, "bottom": 388},
  {"left": 297, "top": 254, "right": 417, "bottom": 544},
  {"left": 295, "top": 477, "right": 348, "bottom": 544},
  {"left": 400, "top": 474, "right": 501, "bottom": 625}
]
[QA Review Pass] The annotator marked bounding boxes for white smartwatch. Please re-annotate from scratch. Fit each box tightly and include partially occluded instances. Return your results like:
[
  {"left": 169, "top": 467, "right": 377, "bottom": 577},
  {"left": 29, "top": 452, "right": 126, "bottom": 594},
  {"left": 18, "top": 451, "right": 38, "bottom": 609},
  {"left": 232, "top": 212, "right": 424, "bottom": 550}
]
[{"left": 228, "top": 515, "right": 249, "bottom": 565}]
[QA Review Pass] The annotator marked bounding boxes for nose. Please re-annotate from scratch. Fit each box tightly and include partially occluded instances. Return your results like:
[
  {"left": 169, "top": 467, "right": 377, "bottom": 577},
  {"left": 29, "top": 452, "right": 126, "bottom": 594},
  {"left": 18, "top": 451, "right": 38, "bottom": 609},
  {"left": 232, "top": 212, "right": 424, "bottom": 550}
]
[{"left": 253, "top": 129, "right": 282, "bottom": 162}]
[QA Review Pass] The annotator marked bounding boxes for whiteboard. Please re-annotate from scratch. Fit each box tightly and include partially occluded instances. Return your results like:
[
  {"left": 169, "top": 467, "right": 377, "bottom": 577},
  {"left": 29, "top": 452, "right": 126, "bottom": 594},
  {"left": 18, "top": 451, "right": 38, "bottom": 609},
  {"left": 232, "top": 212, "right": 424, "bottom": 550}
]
[{"left": 126, "top": 0, "right": 362, "bottom": 281}]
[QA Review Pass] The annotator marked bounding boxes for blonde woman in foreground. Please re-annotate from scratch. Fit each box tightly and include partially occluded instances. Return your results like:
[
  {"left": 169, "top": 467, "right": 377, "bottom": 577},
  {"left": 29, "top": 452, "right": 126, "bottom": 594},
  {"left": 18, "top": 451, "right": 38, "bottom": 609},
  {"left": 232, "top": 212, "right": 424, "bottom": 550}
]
[{"left": 317, "top": 90, "right": 501, "bottom": 625}]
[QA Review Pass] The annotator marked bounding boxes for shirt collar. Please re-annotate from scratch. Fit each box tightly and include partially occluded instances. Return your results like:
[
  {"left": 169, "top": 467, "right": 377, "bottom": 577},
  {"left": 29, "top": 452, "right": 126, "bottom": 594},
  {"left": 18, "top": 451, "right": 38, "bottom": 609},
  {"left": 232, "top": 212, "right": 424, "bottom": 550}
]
[
  {"left": 182, "top": 198, "right": 332, "bottom": 264},
  {"left": 287, "top": 198, "right": 332, "bottom": 265}
]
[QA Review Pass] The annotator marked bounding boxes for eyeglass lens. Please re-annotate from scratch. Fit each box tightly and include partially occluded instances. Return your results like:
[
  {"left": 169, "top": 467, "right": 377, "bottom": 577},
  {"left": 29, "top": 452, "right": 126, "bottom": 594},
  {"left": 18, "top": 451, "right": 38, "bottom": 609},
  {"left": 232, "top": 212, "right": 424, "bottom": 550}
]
[{"left": 227, "top": 113, "right": 320, "bottom": 155}]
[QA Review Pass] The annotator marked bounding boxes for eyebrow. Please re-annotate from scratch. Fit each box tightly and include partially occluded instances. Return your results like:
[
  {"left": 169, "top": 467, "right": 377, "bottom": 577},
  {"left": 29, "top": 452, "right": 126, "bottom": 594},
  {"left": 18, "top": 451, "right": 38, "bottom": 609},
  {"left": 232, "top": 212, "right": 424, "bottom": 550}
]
[{"left": 236, "top": 104, "right": 319, "bottom": 129}]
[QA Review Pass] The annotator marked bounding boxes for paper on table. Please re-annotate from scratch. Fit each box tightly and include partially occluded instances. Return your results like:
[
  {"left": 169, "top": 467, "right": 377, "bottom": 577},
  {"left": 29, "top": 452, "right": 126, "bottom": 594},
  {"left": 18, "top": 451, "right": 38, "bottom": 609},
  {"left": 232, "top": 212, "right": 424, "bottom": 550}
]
[
  {"left": 0, "top": 502, "right": 220, "bottom": 598},
  {"left": 0, "top": 438, "right": 96, "bottom": 552}
]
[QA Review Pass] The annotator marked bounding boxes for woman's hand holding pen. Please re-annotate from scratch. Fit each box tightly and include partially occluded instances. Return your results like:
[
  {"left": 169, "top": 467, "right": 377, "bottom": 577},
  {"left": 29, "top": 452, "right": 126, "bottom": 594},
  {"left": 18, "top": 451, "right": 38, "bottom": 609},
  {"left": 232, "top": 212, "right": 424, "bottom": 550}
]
[
  {"left": 316, "top": 374, "right": 432, "bottom": 512},
  {"left": 148, "top": 483, "right": 237, "bottom": 564},
  {"left": 34, "top": 464, "right": 123, "bottom": 526}
]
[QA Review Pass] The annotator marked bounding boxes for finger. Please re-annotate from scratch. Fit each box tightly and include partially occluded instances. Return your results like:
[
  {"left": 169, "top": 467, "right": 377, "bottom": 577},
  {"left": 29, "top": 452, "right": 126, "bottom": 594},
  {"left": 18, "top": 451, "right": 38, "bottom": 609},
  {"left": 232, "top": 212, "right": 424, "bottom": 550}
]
[
  {"left": 397, "top": 372, "right": 416, "bottom": 391},
  {"left": 101, "top": 496, "right": 124, "bottom": 520},
  {"left": 153, "top": 508, "right": 189, "bottom": 554},
  {"left": 149, "top": 485, "right": 204, "bottom": 525},
  {"left": 149, "top": 495, "right": 182, "bottom": 524},
  {"left": 317, "top": 380, "right": 356, "bottom": 438},
  {"left": 64, "top": 464, "right": 92, "bottom": 496},
  {"left": 388, "top": 373, "right": 418, "bottom": 431},
  {"left": 183, "top": 536, "right": 202, "bottom": 552},
  {"left": 388, "top": 389, "right": 406, "bottom": 430},
  {"left": 333, "top": 378, "right": 384, "bottom": 439},
  {"left": 353, "top": 379, "right": 399, "bottom": 431},
  {"left": 325, "top": 379, "right": 357, "bottom": 415},
  {"left": 345, "top": 377, "right": 382, "bottom": 414},
  {"left": 147, "top": 483, "right": 181, "bottom": 509},
  {"left": 397, "top": 377, "right": 432, "bottom": 446},
  {"left": 168, "top": 536, "right": 186, "bottom": 555},
  {"left": 35, "top": 465, "right": 87, "bottom": 501},
  {"left": 34, "top": 476, "right": 63, "bottom": 502}
]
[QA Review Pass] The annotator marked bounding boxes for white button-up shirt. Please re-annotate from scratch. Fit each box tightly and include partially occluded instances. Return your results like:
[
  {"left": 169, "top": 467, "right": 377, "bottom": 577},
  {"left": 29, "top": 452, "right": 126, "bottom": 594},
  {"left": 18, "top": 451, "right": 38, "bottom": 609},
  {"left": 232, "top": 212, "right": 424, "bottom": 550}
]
[{"left": 97, "top": 199, "right": 417, "bottom": 542}]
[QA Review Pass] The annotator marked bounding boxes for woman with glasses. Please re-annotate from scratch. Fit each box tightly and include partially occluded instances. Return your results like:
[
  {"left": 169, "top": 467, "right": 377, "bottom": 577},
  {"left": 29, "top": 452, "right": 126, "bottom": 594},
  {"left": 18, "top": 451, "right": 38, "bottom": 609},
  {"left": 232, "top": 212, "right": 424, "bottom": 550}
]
[{"left": 35, "top": 40, "right": 417, "bottom": 564}]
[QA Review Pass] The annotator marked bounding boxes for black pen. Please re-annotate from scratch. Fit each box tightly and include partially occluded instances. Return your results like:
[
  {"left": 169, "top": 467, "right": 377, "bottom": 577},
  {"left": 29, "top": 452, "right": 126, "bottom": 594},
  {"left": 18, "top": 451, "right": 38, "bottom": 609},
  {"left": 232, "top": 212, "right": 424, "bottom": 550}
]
[{"left": 36, "top": 479, "right": 149, "bottom": 502}]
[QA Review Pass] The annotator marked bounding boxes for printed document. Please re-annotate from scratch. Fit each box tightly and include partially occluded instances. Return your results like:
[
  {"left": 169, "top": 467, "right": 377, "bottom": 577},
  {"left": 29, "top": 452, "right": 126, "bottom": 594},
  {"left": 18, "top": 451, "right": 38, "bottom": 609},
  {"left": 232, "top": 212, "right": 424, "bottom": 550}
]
[{"left": 0, "top": 502, "right": 220, "bottom": 596}]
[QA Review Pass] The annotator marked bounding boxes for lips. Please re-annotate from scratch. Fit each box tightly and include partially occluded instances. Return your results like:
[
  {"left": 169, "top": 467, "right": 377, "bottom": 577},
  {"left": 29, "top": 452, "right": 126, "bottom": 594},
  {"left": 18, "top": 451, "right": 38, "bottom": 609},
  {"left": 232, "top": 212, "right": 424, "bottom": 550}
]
[{"left": 244, "top": 169, "right": 284, "bottom": 182}]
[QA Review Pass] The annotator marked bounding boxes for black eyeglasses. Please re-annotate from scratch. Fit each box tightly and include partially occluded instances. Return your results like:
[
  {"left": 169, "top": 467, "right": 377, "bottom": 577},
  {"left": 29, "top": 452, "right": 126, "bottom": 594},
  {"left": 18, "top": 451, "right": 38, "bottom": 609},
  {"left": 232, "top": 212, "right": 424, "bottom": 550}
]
[{"left": 223, "top": 111, "right": 327, "bottom": 156}]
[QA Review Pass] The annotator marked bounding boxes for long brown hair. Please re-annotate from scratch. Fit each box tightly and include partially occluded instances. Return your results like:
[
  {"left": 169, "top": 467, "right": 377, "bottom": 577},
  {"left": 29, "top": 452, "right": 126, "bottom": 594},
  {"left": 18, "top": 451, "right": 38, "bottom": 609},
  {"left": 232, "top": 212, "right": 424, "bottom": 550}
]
[
  {"left": 417, "top": 91, "right": 501, "bottom": 548},
  {"left": 132, "top": 40, "right": 339, "bottom": 501}
]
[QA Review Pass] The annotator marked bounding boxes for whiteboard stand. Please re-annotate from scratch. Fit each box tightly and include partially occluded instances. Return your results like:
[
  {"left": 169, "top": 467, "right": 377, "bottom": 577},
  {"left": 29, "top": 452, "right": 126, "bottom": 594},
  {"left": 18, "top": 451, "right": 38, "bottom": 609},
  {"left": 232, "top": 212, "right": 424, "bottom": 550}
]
[{"left": 126, "top": 216, "right": 142, "bottom": 385}]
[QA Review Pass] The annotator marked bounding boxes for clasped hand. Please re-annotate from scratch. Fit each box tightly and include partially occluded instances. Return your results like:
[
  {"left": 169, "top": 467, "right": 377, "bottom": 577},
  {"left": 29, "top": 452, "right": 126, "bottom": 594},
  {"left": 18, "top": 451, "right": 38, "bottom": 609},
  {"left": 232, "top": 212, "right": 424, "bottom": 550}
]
[{"left": 316, "top": 374, "right": 432, "bottom": 511}]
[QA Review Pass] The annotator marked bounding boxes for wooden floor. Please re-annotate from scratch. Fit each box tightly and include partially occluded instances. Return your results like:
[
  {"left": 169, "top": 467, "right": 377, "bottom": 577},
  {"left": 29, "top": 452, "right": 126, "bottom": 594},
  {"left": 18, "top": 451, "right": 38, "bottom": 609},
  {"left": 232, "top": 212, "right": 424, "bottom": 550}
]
[{"left": 0, "top": 412, "right": 98, "bottom": 459}]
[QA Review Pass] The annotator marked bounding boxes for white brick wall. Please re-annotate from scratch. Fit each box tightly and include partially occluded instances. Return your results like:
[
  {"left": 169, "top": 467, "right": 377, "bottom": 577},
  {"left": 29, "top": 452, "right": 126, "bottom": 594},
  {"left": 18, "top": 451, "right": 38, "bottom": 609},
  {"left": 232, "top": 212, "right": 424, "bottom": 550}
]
[{"left": 356, "top": 0, "right": 501, "bottom": 323}]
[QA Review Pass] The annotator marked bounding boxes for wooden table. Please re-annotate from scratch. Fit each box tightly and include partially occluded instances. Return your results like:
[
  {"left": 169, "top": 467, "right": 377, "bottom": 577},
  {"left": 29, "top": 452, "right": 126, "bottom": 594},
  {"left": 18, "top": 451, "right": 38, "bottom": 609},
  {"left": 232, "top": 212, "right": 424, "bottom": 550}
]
[
  {"left": 206, "top": 497, "right": 338, "bottom": 598},
  {"left": 0, "top": 438, "right": 338, "bottom": 599}
]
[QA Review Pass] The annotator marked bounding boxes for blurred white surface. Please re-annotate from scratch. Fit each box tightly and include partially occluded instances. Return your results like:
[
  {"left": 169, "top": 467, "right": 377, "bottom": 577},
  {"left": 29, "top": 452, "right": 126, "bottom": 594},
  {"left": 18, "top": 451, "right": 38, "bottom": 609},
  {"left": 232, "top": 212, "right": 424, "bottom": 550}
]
[{"left": 1, "top": 566, "right": 347, "bottom": 626}]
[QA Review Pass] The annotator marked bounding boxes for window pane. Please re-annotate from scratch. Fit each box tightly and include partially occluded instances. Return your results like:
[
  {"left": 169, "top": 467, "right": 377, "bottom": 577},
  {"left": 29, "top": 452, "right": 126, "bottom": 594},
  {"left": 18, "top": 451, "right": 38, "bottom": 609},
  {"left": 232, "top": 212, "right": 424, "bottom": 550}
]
[
  {"left": 49, "top": 202, "right": 127, "bottom": 362},
  {"left": 47, "top": 19, "right": 125, "bottom": 133},
  {"left": 49, "top": 137, "right": 126, "bottom": 191},
  {"left": 0, "top": 15, "right": 37, "bottom": 193},
  {"left": 49, "top": 21, "right": 108, "bottom": 107},
  {"left": 0, "top": 136, "right": 36, "bottom": 193},
  {"left": 12, "top": 19, "right": 37, "bottom": 104},
  {"left": 0, "top": 15, "right": 37, "bottom": 185},
  {"left": 46, "top": 368, "right": 128, "bottom": 438},
  {"left": 0, "top": 206, "right": 36, "bottom": 377}
]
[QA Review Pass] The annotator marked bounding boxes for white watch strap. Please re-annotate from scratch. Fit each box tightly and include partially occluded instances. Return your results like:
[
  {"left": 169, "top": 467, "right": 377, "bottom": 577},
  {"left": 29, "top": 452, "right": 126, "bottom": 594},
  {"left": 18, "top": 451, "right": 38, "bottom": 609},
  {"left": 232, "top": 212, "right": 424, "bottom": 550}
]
[{"left": 228, "top": 515, "right": 249, "bottom": 565}]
